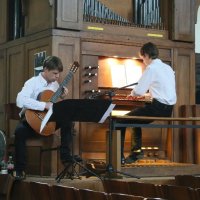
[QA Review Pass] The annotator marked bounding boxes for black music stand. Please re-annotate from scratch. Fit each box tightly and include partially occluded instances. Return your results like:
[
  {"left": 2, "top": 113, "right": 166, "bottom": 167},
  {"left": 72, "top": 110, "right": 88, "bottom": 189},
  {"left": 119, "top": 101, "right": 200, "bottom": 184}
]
[
  {"left": 88, "top": 83, "right": 140, "bottom": 179},
  {"left": 49, "top": 99, "right": 115, "bottom": 182}
]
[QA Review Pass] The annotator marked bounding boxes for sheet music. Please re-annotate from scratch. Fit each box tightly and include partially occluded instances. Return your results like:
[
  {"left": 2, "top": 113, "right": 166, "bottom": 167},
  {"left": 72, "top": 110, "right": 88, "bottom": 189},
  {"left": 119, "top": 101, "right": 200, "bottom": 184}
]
[
  {"left": 99, "top": 103, "right": 116, "bottom": 123},
  {"left": 40, "top": 105, "right": 53, "bottom": 133}
]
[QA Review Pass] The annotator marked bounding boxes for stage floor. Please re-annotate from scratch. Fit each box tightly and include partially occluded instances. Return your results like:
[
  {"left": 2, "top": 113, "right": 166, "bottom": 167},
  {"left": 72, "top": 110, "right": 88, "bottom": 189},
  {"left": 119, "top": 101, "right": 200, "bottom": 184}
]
[
  {"left": 25, "top": 160, "right": 200, "bottom": 187},
  {"left": 121, "top": 159, "right": 200, "bottom": 177}
]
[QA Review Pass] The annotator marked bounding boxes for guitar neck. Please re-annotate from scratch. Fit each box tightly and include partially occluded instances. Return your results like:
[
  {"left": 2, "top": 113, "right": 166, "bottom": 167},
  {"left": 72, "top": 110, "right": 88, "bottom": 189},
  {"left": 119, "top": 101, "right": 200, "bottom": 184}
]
[{"left": 50, "top": 71, "right": 74, "bottom": 103}]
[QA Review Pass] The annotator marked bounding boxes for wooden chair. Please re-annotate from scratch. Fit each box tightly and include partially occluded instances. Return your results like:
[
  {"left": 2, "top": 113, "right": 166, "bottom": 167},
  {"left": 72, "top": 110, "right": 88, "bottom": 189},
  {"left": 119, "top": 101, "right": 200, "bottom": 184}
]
[
  {"left": 160, "top": 184, "right": 196, "bottom": 200},
  {"left": 10, "top": 181, "right": 33, "bottom": 200},
  {"left": 30, "top": 181, "right": 52, "bottom": 200},
  {"left": 195, "top": 188, "right": 200, "bottom": 200},
  {"left": 144, "top": 198, "right": 166, "bottom": 200},
  {"left": 110, "top": 193, "right": 144, "bottom": 200},
  {"left": 79, "top": 188, "right": 109, "bottom": 200},
  {"left": 103, "top": 179, "right": 130, "bottom": 194},
  {"left": 51, "top": 185, "right": 80, "bottom": 200},
  {"left": 128, "top": 181, "right": 158, "bottom": 198},
  {"left": 194, "top": 176, "right": 200, "bottom": 189},
  {"left": 4, "top": 103, "right": 60, "bottom": 176},
  {"left": 0, "top": 174, "right": 14, "bottom": 200},
  {"left": 175, "top": 175, "right": 196, "bottom": 188}
]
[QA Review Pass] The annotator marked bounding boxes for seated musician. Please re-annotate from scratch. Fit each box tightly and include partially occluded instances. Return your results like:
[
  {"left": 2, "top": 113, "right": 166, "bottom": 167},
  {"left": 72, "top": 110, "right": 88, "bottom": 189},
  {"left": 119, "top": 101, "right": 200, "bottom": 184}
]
[
  {"left": 120, "top": 42, "right": 177, "bottom": 164},
  {"left": 14, "top": 56, "right": 80, "bottom": 180}
]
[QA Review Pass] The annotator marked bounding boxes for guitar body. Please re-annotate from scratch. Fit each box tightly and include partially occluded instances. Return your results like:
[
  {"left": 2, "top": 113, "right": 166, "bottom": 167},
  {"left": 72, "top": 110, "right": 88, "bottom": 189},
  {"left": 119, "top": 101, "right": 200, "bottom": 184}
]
[{"left": 25, "top": 90, "right": 57, "bottom": 136}]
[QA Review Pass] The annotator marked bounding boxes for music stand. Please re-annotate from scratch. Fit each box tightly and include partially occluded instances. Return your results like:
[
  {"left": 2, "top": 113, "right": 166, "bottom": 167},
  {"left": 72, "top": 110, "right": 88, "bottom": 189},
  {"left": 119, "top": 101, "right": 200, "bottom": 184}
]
[
  {"left": 88, "top": 83, "right": 140, "bottom": 179},
  {"left": 48, "top": 99, "right": 115, "bottom": 182}
]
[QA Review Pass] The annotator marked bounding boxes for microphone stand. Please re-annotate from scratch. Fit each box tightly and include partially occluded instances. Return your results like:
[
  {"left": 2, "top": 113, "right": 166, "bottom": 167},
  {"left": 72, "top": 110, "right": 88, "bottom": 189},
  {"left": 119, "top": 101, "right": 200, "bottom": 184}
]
[{"left": 92, "top": 82, "right": 140, "bottom": 179}]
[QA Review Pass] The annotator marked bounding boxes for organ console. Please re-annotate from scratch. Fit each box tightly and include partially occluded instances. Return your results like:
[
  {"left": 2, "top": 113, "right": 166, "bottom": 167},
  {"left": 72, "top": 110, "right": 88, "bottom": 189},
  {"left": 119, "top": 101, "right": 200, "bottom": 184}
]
[
  {"left": 82, "top": 56, "right": 146, "bottom": 110},
  {"left": 84, "top": 79, "right": 92, "bottom": 83},
  {"left": 84, "top": 66, "right": 99, "bottom": 70},
  {"left": 85, "top": 89, "right": 100, "bottom": 93},
  {"left": 84, "top": 72, "right": 98, "bottom": 77}
]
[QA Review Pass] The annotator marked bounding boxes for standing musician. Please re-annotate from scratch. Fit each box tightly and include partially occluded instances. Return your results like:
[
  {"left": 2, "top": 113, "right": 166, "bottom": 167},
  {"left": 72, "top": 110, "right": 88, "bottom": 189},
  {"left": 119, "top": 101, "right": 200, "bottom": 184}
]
[
  {"left": 120, "top": 42, "right": 177, "bottom": 164},
  {"left": 14, "top": 56, "right": 79, "bottom": 180}
]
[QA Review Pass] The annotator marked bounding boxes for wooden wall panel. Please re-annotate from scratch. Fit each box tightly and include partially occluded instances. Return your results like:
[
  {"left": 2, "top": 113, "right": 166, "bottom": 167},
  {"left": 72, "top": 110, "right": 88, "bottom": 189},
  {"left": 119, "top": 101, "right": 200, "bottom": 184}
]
[
  {"left": 25, "top": 37, "right": 52, "bottom": 77},
  {"left": 5, "top": 45, "right": 25, "bottom": 136},
  {"left": 52, "top": 36, "right": 81, "bottom": 99},
  {"left": 170, "top": 0, "right": 195, "bottom": 41},
  {"left": 174, "top": 48, "right": 195, "bottom": 114},
  {"left": 82, "top": 41, "right": 171, "bottom": 61},
  {"left": 56, "top": 0, "right": 83, "bottom": 30},
  {"left": 6, "top": 45, "right": 25, "bottom": 103},
  {"left": 25, "top": 0, "right": 53, "bottom": 35},
  {"left": 0, "top": 0, "right": 8, "bottom": 44},
  {"left": 0, "top": 50, "right": 6, "bottom": 130},
  {"left": 172, "top": 48, "right": 195, "bottom": 162}
]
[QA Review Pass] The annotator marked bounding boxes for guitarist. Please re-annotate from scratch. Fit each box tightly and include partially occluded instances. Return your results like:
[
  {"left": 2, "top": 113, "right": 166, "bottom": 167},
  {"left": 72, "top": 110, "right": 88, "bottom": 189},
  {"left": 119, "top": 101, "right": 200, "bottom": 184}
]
[{"left": 14, "top": 56, "right": 79, "bottom": 180}]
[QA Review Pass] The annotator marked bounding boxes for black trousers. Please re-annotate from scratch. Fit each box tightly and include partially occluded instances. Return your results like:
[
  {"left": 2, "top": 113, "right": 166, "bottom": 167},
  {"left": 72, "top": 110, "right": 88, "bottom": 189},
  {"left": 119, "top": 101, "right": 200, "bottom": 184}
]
[
  {"left": 119, "top": 99, "right": 174, "bottom": 156},
  {"left": 14, "top": 120, "right": 73, "bottom": 172}
]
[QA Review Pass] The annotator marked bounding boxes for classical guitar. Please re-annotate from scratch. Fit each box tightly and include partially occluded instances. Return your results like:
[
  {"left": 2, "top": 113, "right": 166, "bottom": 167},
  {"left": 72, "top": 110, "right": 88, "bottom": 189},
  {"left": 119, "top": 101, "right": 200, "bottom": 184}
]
[{"left": 25, "top": 61, "right": 79, "bottom": 136}]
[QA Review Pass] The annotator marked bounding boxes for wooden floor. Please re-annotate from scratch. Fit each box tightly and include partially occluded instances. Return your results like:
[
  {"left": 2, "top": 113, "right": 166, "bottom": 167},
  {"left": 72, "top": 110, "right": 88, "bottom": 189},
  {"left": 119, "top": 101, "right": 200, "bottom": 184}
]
[
  {"left": 121, "top": 160, "right": 200, "bottom": 177},
  {"left": 25, "top": 161, "right": 200, "bottom": 187}
]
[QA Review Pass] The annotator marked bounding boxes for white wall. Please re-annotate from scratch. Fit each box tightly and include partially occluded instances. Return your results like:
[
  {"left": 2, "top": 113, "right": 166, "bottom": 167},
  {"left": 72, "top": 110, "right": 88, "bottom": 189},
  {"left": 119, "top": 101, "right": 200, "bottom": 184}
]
[{"left": 195, "top": 6, "right": 200, "bottom": 53}]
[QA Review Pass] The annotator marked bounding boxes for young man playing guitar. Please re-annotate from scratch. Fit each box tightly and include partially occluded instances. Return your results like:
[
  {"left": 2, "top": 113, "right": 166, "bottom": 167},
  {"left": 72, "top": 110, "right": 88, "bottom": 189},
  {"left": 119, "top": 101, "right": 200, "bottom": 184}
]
[{"left": 14, "top": 56, "right": 79, "bottom": 180}]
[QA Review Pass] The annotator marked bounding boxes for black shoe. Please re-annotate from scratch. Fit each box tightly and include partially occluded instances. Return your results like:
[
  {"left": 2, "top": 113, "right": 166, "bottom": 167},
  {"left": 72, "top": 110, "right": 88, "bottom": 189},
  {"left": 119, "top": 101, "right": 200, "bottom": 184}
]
[
  {"left": 61, "top": 155, "right": 83, "bottom": 165},
  {"left": 13, "top": 171, "right": 26, "bottom": 181},
  {"left": 125, "top": 150, "right": 144, "bottom": 164}
]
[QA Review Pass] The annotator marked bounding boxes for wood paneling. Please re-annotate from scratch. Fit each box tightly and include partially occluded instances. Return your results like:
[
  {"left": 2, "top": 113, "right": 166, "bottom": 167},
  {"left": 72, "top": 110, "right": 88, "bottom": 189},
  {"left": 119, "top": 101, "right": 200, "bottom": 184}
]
[
  {"left": 56, "top": 0, "right": 83, "bottom": 30},
  {"left": 174, "top": 48, "right": 195, "bottom": 112},
  {"left": 170, "top": 0, "right": 195, "bottom": 41},
  {"left": 0, "top": 0, "right": 8, "bottom": 44},
  {"left": 26, "top": 37, "right": 51, "bottom": 77},
  {"left": 6, "top": 45, "right": 25, "bottom": 103},
  {"left": 25, "top": 0, "right": 53, "bottom": 35},
  {"left": 172, "top": 48, "right": 195, "bottom": 162},
  {"left": 0, "top": 50, "right": 6, "bottom": 129}
]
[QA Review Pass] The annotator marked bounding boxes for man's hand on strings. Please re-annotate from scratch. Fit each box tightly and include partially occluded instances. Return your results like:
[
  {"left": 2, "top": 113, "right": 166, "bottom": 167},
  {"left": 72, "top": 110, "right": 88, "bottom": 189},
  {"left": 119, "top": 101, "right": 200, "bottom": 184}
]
[{"left": 60, "top": 86, "right": 68, "bottom": 99}]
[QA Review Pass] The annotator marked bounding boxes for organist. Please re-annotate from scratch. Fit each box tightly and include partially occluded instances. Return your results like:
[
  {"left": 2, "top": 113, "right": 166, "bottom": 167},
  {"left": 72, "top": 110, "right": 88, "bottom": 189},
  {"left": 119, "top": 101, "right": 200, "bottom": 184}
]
[{"left": 119, "top": 42, "right": 177, "bottom": 164}]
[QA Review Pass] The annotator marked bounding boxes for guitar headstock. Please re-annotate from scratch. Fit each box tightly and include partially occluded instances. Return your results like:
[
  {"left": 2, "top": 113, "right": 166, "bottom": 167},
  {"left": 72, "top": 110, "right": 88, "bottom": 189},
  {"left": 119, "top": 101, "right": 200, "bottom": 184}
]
[{"left": 70, "top": 61, "right": 80, "bottom": 73}]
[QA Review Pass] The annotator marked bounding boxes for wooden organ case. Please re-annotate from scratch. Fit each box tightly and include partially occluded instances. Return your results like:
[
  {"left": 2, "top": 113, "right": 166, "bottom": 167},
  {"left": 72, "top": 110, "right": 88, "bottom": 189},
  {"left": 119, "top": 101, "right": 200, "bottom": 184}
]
[{"left": 79, "top": 0, "right": 195, "bottom": 164}]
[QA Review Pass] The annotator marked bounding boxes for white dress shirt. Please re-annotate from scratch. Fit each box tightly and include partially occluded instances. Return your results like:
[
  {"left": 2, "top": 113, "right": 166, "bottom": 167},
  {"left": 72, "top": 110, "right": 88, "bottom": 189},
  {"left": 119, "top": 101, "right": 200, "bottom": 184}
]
[
  {"left": 131, "top": 59, "right": 177, "bottom": 105},
  {"left": 16, "top": 73, "right": 59, "bottom": 111}
]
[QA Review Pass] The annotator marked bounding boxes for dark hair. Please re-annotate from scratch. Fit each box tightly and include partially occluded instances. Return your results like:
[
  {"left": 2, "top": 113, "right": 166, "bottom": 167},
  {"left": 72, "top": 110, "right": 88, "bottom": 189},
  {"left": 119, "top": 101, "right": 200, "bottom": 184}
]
[
  {"left": 140, "top": 42, "right": 159, "bottom": 59},
  {"left": 43, "top": 56, "right": 63, "bottom": 72}
]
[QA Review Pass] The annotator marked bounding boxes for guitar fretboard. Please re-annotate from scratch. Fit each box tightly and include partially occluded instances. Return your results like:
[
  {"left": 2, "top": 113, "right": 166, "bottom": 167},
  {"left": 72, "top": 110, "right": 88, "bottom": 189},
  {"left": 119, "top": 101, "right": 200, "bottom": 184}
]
[{"left": 50, "top": 71, "right": 74, "bottom": 103}]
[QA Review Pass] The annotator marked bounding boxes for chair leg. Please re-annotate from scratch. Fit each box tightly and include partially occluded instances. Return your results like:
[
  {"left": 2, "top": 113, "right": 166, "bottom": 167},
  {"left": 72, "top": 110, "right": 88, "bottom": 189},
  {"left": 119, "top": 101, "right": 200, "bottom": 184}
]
[{"left": 40, "top": 147, "right": 43, "bottom": 176}]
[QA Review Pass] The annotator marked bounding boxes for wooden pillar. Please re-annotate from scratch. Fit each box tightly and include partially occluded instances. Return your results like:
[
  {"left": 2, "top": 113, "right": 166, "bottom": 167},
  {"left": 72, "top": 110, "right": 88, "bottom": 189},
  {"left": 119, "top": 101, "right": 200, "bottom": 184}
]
[
  {"left": 180, "top": 105, "right": 195, "bottom": 163},
  {"left": 192, "top": 105, "right": 200, "bottom": 164}
]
